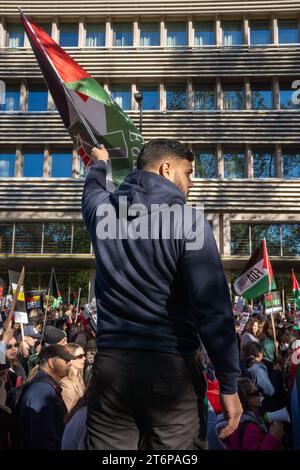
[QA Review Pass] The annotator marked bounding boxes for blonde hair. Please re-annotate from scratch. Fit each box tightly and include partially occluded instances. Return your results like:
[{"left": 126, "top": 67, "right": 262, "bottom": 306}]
[{"left": 64, "top": 343, "right": 85, "bottom": 397}]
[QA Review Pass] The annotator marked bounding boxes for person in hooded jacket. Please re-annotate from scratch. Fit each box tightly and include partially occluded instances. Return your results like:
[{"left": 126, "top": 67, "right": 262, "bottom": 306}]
[{"left": 82, "top": 138, "right": 242, "bottom": 450}]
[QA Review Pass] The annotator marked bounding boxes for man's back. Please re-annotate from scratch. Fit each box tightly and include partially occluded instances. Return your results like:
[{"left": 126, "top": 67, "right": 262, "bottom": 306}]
[{"left": 17, "top": 371, "right": 66, "bottom": 449}]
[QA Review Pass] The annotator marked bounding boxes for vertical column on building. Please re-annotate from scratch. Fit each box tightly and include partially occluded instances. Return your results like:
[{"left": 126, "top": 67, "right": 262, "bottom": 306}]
[
  {"left": 78, "top": 17, "right": 86, "bottom": 48},
  {"left": 273, "top": 76, "right": 280, "bottom": 110},
  {"left": 106, "top": 17, "right": 112, "bottom": 48},
  {"left": 187, "top": 77, "right": 193, "bottom": 111},
  {"left": 216, "top": 77, "right": 222, "bottom": 110},
  {"left": 133, "top": 17, "right": 139, "bottom": 48},
  {"left": 272, "top": 15, "right": 279, "bottom": 46},
  {"left": 0, "top": 17, "right": 5, "bottom": 48},
  {"left": 188, "top": 16, "right": 193, "bottom": 47},
  {"left": 211, "top": 213, "right": 221, "bottom": 252},
  {"left": 43, "top": 145, "right": 51, "bottom": 177},
  {"left": 243, "top": 15, "right": 250, "bottom": 46},
  {"left": 276, "top": 144, "right": 283, "bottom": 178},
  {"left": 223, "top": 213, "right": 231, "bottom": 256},
  {"left": 132, "top": 83, "right": 138, "bottom": 111},
  {"left": 88, "top": 269, "right": 96, "bottom": 302},
  {"left": 216, "top": 143, "right": 223, "bottom": 178},
  {"left": 160, "top": 17, "right": 165, "bottom": 47},
  {"left": 245, "top": 77, "right": 251, "bottom": 110},
  {"left": 246, "top": 144, "right": 253, "bottom": 178},
  {"left": 216, "top": 14, "right": 221, "bottom": 47},
  {"left": 20, "top": 79, "right": 27, "bottom": 112},
  {"left": 72, "top": 145, "right": 80, "bottom": 178},
  {"left": 52, "top": 17, "right": 59, "bottom": 43},
  {"left": 15, "top": 145, "right": 23, "bottom": 177},
  {"left": 160, "top": 83, "right": 166, "bottom": 111}
]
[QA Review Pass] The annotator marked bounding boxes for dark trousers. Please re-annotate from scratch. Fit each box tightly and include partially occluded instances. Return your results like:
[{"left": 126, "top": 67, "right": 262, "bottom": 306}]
[{"left": 86, "top": 349, "right": 207, "bottom": 450}]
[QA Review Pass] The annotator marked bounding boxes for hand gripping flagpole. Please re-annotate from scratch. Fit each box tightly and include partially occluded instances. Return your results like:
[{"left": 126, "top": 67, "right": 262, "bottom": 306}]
[{"left": 19, "top": 8, "right": 115, "bottom": 190}]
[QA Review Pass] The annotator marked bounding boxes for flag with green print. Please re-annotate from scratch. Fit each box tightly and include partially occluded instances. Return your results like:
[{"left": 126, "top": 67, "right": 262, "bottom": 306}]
[
  {"left": 20, "top": 10, "right": 144, "bottom": 186},
  {"left": 292, "top": 269, "right": 300, "bottom": 311},
  {"left": 234, "top": 239, "right": 276, "bottom": 300}
]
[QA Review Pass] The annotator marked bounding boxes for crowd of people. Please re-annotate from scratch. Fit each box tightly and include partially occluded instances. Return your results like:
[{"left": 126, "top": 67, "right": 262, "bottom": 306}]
[
  {"left": 208, "top": 308, "right": 300, "bottom": 450},
  {"left": 0, "top": 300, "right": 299, "bottom": 451}
]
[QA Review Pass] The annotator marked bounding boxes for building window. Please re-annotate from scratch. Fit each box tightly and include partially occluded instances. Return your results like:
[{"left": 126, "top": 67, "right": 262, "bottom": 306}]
[
  {"left": 44, "top": 222, "right": 72, "bottom": 253},
  {"left": 282, "top": 150, "right": 300, "bottom": 178},
  {"left": 282, "top": 224, "right": 300, "bottom": 256},
  {"left": 251, "top": 224, "right": 280, "bottom": 255},
  {"left": 51, "top": 151, "right": 73, "bottom": 177},
  {"left": 166, "top": 22, "right": 187, "bottom": 46},
  {"left": 23, "top": 151, "right": 44, "bottom": 177},
  {"left": 253, "top": 149, "right": 275, "bottom": 178},
  {"left": 0, "top": 152, "right": 15, "bottom": 177},
  {"left": 138, "top": 85, "right": 159, "bottom": 110},
  {"left": 86, "top": 23, "right": 105, "bottom": 47},
  {"left": 72, "top": 223, "right": 91, "bottom": 253},
  {"left": 140, "top": 22, "right": 160, "bottom": 46},
  {"left": 280, "top": 82, "right": 300, "bottom": 109},
  {"left": 14, "top": 223, "right": 42, "bottom": 254},
  {"left": 113, "top": 23, "right": 133, "bottom": 46},
  {"left": 0, "top": 84, "right": 20, "bottom": 112},
  {"left": 38, "top": 23, "right": 52, "bottom": 36},
  {"left": 194, "top": 83, "right": 215, "bottom": 110},
  {"left": 231, "top": 223, "right": 250, "bottom": 255},
  {"left": 224, "top": 151, "right": 245, "bottom": 178},
  {"left": 194, "top": 149, "right": 216, "bottom": 178},
  {"left": 251, "top": 83, "right": 273, "bottom": 110},
  {"left": 278, "top": 19, "right": 299, "bottom": 44},
  {"left": 0, "top": 223, "right": 13, "bottom": 253},
  {"left": 110, "top": 84, "right": 131, "bottom": 110},
  {"left": 222, "top": 21, "right": 242, "bottom": 46},
  {"left": 166, "top": 84, "right": 187, "bottom": 110},
  {"left": 250, "top": 20, "right": 271, "bottom": 45},
  {"left": 194, "top": 21, "right": 215, "bottom": 46},
  {"left": 7, "top": 24, "right": 24, "bottom": 47},
  {"left": 59, "top": 23, "right": 78, "bottom": 47},
  {"left": 223, "top": 83, "right": 244, "bottom": 110},
  {"left": 27, "top": 85, "right": 48, "bottom": 112}
]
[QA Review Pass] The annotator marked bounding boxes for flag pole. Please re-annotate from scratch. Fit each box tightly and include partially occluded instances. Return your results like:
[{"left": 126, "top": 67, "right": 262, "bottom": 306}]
[
  {"left": 74, "top": 287, "right": 82, "bottom": 325},
  {"left": 19, "top": 7, "right": 114, "bottom": 187},
  {"left": 40, "top": 287, "right": 50, "bottom": 343},
  {"left": 3, "top": 266, "right": 25, "bottom": 330}
]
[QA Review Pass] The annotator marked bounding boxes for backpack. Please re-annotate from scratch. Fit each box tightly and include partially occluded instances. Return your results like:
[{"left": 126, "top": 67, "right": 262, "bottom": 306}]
[{"left": 6, "top": 373, "right": 60, "bottom": 449}]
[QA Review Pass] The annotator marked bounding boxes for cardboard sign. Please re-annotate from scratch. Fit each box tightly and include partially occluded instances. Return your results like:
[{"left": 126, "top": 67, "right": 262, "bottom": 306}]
[
  {"left": 14, "top": 310, "right": 29, "bottom": 324},
  {"left": 239, "top": 312, "right": 250, "bottom": 334},
  {"left": 83, "top": 302, "right": 97, "bottom": 331},
  {"left": 264, "top": 291, "right": 282, "bottom": 315}
]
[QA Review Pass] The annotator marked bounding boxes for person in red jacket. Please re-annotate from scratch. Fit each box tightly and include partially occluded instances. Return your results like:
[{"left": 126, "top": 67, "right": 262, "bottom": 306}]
[{"left": 228, "top": 377, "right": 284, "bottom": 450}]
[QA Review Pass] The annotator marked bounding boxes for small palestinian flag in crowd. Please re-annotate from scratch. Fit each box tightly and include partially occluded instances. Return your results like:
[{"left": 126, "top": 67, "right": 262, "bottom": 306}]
[
  {"left": 48, "top": 268, "right": 62, "bottom": 308},
  {"left": 20, "top": 9, "right": 144, "bottom": 186},
  {"left": 234, "top": 239, "right": 276, "bottom": 300},
  {"left": 292, "top": 270, "right": 300, "bottom": 311}
]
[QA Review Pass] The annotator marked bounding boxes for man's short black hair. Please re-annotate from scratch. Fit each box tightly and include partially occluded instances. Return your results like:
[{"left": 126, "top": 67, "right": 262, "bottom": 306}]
[{"left": 136, "top": 138, "right": 194, "bottom": 170}]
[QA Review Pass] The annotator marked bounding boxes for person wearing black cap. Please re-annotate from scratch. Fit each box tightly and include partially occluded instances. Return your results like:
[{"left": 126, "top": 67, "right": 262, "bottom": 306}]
[
  {"left": 44, "top": 325, "right": 67, "bottom": 346},
  {"left": 13, "top": 345, "right": 75, "bottom": 449},
  {"left": 17, "top": 325, "right": 41, "bottom": 377}
]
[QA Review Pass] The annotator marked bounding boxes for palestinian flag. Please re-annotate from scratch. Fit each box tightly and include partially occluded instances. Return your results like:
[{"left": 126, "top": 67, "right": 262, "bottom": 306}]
[
  {"left": 292, "top": 270, "right": 300, "bottom": 311},
  {"left": 234, "top": 239, "right": 276, "bottom": 300},
  {"left": 20, "top": 10, "right": 144, "bottom": 186}
]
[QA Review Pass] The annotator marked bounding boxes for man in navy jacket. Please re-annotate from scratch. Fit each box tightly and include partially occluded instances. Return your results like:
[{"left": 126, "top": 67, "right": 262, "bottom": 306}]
[{"left": 82, "top": 138, "right": 242, "bottom": 450}]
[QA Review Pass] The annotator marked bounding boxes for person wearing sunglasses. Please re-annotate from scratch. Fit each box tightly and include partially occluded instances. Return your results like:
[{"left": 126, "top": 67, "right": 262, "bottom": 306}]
[
  {"left": 5, "top": 337, "right": 26, "bottom": 393},
  {"left": 60, "top": 343, "right": 86, "bottom": 413},
  {"left": 227, "top": 377, "right": 284, "bottom": 450}
]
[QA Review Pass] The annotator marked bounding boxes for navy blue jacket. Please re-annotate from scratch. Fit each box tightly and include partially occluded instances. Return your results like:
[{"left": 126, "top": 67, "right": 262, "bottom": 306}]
[
  {"left": 82, "top": 161, "right": 240, "bottom": 394},
  {"left": 17, "top": 370, "right": 66, "bottom": 449}
]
